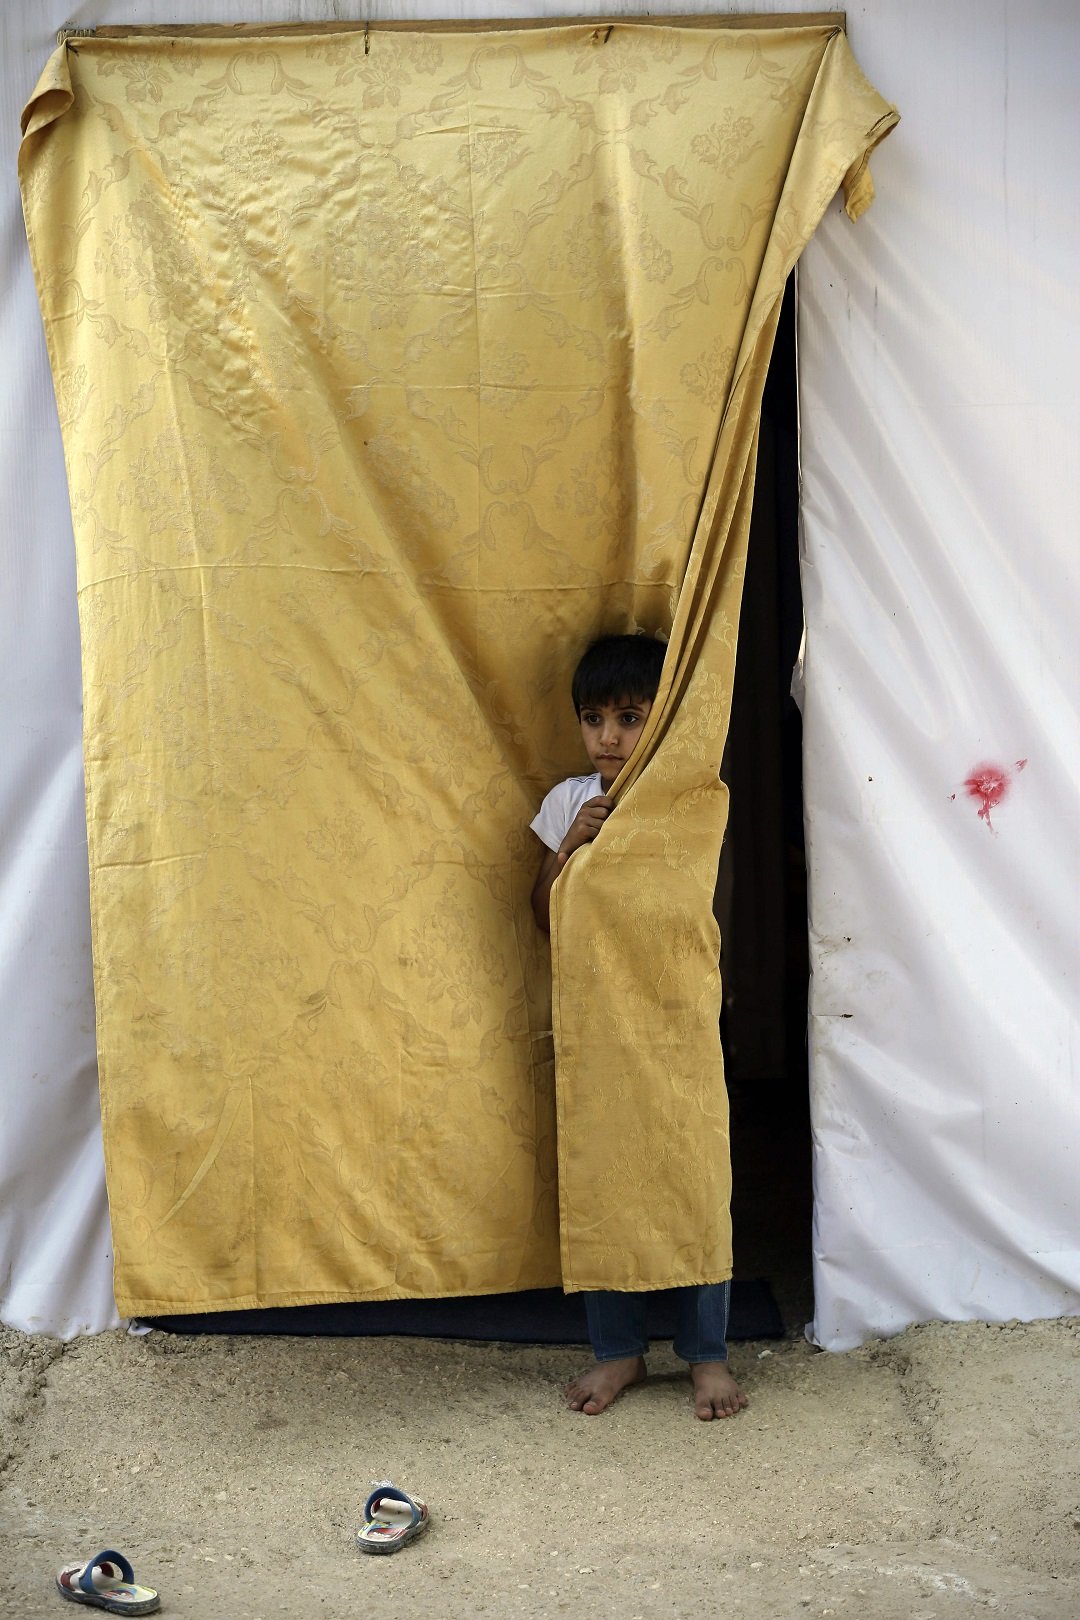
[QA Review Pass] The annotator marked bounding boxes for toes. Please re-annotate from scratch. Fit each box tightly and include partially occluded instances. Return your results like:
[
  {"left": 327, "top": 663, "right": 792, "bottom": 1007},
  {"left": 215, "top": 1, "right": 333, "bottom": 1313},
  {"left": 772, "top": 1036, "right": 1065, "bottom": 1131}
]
[
  {"left": 565, "top": 1378, "right": 606, "bottom": 1414},
  {"left": 690, "top": 1372, "right": 747, "bottom": 1419}
]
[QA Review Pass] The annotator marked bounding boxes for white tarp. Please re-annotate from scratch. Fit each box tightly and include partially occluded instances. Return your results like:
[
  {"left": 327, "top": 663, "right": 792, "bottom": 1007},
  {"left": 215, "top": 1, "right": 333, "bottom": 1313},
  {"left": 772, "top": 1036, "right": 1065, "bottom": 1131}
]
[
  {"left": 800, "top": 0, "right": 1080, "bottom": 1346},
  {"left": 1, "top": 0, "right": 1077, "bottom": 1345}
]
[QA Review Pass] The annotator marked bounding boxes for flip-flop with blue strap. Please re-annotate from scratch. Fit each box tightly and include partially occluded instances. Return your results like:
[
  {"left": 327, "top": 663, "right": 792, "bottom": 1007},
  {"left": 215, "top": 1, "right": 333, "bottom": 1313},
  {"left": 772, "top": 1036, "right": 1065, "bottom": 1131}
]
[
  {"left": 56, "top": 1550, "right": 160, "bottom": 1614},
  {"left": 357, "top": 1481, "right": 430, "bottom": 1554}
]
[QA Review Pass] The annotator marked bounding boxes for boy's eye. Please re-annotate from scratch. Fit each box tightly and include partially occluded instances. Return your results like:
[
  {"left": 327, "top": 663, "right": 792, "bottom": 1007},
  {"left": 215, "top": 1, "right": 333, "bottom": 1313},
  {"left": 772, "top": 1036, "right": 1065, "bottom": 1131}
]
[
  {"left": 582, "top": 713, "right": 602, "bottom": 725},
  {"left": 620, "top": 713, "right": 641, "bottom": 726}
]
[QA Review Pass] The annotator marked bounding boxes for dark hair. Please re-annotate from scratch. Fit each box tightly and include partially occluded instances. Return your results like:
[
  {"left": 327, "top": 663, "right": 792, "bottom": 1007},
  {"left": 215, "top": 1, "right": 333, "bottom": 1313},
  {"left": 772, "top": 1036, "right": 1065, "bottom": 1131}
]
[{"left": 571, "top": 634, "right": 666, "bottom": 716}]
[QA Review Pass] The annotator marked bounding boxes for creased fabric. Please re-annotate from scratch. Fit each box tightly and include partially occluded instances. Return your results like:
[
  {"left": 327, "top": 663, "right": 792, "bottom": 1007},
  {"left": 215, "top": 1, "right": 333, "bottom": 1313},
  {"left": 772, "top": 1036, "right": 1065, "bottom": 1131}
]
[{"left": 19, "top": 23, "right": 895, "bottom": 1315}]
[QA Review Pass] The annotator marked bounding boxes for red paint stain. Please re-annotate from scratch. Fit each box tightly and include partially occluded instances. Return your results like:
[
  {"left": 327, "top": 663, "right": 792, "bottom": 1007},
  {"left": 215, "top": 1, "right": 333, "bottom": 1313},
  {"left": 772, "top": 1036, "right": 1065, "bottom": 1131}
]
[{"left": 963, "top": 760, "right": 1027, "bottom": 830}]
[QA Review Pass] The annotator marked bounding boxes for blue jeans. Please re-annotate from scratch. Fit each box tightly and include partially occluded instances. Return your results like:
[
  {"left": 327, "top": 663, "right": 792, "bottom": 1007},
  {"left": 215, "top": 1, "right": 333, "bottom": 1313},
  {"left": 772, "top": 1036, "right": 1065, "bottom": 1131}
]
[{"left": 584, "top": 1281, "right": 731, "bottom": 1365}]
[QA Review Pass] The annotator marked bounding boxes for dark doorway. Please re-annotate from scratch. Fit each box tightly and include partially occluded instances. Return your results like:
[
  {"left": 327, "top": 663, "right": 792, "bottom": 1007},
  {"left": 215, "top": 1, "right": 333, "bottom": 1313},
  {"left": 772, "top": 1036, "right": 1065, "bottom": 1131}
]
[{"left": 720, "top": 273, "right": 813, "bottom": 1333}]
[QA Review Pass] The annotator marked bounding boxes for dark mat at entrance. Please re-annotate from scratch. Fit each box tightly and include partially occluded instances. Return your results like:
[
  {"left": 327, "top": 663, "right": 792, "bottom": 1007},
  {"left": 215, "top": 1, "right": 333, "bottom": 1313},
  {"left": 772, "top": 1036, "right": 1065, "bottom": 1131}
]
[{"left": 144, "top": 1277, "right": 783, "bottom": 1343}]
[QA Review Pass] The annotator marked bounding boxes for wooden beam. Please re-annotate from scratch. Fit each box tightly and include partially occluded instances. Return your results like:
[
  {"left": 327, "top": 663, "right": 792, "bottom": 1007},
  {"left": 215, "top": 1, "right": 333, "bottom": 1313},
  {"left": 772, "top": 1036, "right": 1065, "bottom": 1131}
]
[{"left": 88, "top": 15, "right": 845, "bottom": 41}]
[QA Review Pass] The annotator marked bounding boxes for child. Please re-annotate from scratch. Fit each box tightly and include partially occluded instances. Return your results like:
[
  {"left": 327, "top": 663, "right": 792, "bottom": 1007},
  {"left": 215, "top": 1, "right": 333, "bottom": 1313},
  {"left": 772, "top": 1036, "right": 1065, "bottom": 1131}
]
[{"left": 531, "top": 634, "right": 749, "bottom": 1421}]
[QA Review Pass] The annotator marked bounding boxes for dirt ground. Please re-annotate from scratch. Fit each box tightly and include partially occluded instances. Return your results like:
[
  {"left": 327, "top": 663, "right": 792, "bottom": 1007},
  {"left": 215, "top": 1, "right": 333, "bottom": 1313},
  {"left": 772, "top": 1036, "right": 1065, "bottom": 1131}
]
[{"left": 1, "top": 1316, "right": 1078, "bottom": 1619}]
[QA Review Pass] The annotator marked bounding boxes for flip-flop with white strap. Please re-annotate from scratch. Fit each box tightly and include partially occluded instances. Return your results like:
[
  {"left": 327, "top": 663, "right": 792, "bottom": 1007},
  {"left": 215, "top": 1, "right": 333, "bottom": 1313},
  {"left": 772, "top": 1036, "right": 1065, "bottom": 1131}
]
[
  {"left": 357, "top": 1481, "right": 430, "bottom": 1554},
  {"left": 56, "top": 1550, "right": 160, "bottom": 1614}
]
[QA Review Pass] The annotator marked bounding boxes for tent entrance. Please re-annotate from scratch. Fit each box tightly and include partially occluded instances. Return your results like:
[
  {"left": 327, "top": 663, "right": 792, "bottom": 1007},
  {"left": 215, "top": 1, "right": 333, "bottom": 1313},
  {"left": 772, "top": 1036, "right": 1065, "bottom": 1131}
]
[
  {"left": 722, "top": 275, "right": 813, "bottom": 1334},
  {"left": 145, "top": 282, "right": 809, "bottom": 1346}
]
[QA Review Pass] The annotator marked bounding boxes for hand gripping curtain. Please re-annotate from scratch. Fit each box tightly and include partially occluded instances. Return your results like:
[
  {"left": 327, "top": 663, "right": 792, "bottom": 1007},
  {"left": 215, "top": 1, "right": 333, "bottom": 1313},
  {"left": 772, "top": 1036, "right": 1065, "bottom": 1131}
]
[{"left": 19, "top": 23, "right": 896, "bottom": 1315}]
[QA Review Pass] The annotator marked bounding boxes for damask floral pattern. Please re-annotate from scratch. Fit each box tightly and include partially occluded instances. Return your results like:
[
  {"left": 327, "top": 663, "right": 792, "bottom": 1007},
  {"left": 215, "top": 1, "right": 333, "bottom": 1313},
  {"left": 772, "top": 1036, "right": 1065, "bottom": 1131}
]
[
  {"left": 19, "top": 24, "right": 896, "bottom": 1313},
  {"left": 691, "top": 109, "right": 763, "bottom": 176},
  {"left": 681, "top": 336, "right": 738, "bottom": 409}
]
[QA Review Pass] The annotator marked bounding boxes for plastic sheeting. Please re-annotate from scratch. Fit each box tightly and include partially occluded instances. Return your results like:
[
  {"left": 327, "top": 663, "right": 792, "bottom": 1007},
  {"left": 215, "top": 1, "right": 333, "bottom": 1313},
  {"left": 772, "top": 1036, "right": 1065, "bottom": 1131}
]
[
  {"left": 2, "top": 0, "right": 1078, "bottom": 1345},
  {"left": 799, "top": 1, "right": 1080, "bottom": 1346}
]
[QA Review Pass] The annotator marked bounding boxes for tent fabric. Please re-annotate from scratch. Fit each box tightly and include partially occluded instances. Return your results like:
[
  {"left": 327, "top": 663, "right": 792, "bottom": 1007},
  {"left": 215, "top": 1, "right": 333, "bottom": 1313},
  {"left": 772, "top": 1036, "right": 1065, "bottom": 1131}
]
[
  {"left": 18, "top": 21, "right": 894, "bottom": 1317},
  {"left": 799, "top": 2, "right": 1080, "bottom": 1348}
]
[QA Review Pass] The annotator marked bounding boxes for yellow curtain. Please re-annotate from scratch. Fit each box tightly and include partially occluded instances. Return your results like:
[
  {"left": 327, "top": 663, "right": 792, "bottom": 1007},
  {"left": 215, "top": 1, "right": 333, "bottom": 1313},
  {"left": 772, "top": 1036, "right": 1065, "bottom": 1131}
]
[{"left": 20, "top": 23, "right": 896, "bottom": 1315}]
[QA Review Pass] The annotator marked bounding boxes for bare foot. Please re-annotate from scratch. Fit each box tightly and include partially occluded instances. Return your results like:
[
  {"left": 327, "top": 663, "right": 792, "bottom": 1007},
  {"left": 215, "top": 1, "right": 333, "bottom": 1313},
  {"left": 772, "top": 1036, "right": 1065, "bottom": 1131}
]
[
  {"left": 690, "top": 1361, "right": 749, "bottom": 1420},
  {"left": 564, "top": 1355, "right": 647, "bottom": 1415}
]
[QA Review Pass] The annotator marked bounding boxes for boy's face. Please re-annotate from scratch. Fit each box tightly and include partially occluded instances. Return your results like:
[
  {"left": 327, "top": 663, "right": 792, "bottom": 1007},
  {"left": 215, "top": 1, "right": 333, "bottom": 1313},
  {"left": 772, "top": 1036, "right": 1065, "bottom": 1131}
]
[{"left": 578, "top": 695, "right": 653, "bottom": 790}]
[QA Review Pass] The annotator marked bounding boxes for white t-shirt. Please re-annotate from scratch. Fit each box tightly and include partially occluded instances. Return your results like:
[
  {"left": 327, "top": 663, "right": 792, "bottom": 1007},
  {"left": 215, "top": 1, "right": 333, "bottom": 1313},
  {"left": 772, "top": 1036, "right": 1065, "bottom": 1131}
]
[{"left": 530, "top": 773, "right": 604, "bottom": 854}]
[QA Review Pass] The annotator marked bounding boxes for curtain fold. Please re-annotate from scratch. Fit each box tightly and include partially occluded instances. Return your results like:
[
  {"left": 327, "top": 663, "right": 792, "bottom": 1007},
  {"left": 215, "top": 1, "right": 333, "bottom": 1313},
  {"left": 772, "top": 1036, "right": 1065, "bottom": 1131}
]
[
  {"left": 555, "top": 30, "right": 898, "bottom": 1290},
  {"left": 20, "top": 22, "right": 895, "bottom": 1314}
]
